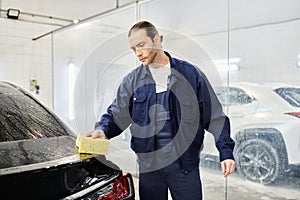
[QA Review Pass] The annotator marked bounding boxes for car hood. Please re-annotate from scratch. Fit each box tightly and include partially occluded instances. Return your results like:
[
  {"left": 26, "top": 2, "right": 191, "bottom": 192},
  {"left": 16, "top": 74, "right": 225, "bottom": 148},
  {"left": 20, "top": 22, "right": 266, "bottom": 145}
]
[{"left": 0, "top": 136, "right": 87, "bottom": 175}]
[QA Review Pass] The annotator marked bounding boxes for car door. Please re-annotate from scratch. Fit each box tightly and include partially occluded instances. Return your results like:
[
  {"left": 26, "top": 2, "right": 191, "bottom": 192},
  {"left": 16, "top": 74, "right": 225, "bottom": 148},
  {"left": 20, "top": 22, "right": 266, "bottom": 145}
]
[{"left": 201, "top": 86, "right": 258, "bottom": 158}]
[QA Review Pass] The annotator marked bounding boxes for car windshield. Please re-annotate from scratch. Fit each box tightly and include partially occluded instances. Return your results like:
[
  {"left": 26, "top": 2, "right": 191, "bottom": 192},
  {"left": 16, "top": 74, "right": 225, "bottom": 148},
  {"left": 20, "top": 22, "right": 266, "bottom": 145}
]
[
  {"left": 274, "top": 87, "right": 300, "bottom": 107},
  {"left": 216, "top": 87, "right": 253, "bottom": 106},
  {"left": 0, "top": 82, "right": 73, "bottom": 142}
]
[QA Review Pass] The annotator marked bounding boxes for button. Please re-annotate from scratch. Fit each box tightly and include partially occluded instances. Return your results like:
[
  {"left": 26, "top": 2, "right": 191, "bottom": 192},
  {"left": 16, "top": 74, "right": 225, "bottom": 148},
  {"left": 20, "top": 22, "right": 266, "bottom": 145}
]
[
  {"left": 133, "top": 97, "right": 137, "bottom": 101},
  {"left": 181, "top": 169, "right": 188, "bottom": 173}
]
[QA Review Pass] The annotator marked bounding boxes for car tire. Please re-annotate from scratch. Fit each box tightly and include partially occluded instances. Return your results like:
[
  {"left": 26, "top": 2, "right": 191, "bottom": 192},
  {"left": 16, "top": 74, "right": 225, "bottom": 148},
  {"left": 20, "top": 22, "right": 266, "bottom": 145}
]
[{"left": 235, "top": 139, "right": 280, "bottom": 184}]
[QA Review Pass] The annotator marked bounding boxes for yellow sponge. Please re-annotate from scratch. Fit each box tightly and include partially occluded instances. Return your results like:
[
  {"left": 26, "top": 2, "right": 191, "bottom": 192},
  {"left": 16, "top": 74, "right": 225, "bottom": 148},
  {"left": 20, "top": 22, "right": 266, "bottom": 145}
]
[{"left": 76, "top": 134, "right": 109, "bottom": 155}]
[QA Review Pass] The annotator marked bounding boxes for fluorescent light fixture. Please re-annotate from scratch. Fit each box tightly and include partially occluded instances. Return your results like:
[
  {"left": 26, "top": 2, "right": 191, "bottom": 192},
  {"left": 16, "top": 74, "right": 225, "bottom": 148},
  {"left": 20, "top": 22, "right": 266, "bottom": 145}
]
[
  {"left": 68, "top": 63, "right": 75, "bottom": 120},
  {"left": 214, "top": 64, "right": 239, "bottom": 71},
  {"left": 73, "top": 19, "right": 80, "bottom": 24},
  {"left": 227, "top": 64, "right": 239, "bottom": 71},
  {"left": 7, "top": 8, "right": 20, "bottom": 19},
  {"left": 213, "top": 58, "right": 241, "bottom": 64},
  {"left": 213, "top": 58, "right": 241, "bottom": 71}
]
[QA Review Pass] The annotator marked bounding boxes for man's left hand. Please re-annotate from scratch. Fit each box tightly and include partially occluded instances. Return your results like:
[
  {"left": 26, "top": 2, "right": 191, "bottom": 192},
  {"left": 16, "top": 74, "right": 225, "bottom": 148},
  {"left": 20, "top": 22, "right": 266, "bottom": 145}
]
[{"left": 220, "top": 159, "right": 236, "bottom": 177}]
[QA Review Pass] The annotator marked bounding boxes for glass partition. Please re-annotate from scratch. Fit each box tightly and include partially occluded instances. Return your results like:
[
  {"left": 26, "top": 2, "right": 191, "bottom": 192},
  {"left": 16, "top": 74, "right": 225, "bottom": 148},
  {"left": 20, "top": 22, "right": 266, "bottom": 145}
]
[
  {"left": 52, "top": 3, "right": 139, "bottom": 175},
  {"left": 52, "top": 5, "right": 136, "bottom": 132},
  {"left": 139, "top": 0, "right": 230, "bottom": 199},
  {"left": 53, "top": 0, "right": 300, "bottom": 199},
  {"left": 225, "top": 0, "right": 300, "bottom": 199}
]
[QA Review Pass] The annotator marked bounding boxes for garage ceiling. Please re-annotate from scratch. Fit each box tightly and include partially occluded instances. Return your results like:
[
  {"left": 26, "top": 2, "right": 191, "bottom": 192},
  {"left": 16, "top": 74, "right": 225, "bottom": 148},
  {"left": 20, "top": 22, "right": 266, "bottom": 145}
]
[
  {"left": 1, "top": 0, "right": 125, "bottom": 20},
  {"left": 1, "top": 0, "right": 300, "bottom": 37}
]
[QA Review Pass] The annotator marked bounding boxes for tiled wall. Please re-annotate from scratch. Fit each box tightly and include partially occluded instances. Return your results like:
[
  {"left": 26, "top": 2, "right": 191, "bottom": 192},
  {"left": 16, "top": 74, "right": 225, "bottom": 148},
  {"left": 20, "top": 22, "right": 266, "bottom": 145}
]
[{"left": 0, "top": 18, "right": 53, "bottom": 108}]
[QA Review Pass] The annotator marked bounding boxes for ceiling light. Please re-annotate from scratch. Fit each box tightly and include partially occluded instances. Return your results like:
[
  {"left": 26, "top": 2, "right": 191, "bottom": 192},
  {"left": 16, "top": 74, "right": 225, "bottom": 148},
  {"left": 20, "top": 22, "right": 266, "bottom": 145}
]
[
  {"left": 213, "top": 58, "right": 241, "bottom": 71},
  {"left": 227, "top": 64, "right": 239, "bottom": 71},
  {"left": 73, "top": 19, "right": 80, "bottom": 24},
  {"left": 7, "top": 8, "right": 20, "bottom": 19},
  {"left": 213, "top": 58, "right": 241, "bottom": 64}
]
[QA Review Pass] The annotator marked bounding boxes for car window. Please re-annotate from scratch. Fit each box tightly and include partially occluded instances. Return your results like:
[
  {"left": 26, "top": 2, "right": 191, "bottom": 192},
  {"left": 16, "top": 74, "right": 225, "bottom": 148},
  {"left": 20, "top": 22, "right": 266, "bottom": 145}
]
[
  {"left": 216, "top": 87, "right": 253, "bottom": 106},
  {"left": 0, "top": 83, "right": 73, "bottom": 142},
  {"left": 274, "top": 87, "right": 300, "bottom": 107}
]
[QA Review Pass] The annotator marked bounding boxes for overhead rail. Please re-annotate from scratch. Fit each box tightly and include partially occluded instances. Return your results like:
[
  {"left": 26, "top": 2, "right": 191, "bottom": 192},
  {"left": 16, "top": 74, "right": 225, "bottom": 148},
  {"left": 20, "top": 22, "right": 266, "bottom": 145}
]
[
  {"left": 0, "top": 8, "right": 73, "bottom": 27},
  {"left": 32, "top": 0, "right": 152, "bottom": 41}
]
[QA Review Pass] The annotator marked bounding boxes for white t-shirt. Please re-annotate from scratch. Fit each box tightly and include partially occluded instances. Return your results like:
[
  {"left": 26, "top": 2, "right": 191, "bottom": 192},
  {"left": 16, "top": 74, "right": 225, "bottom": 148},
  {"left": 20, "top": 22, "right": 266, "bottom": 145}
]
[{"left": 149, "top": 63, "right": 171, "bottom": 93}]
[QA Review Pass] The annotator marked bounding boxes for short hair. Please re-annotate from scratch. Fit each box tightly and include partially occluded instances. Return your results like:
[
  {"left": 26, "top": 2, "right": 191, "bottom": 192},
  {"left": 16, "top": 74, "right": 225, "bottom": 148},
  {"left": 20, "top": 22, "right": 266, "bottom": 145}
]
[{"left": 128, "top": 21, "right": 161, "bottom": 42}]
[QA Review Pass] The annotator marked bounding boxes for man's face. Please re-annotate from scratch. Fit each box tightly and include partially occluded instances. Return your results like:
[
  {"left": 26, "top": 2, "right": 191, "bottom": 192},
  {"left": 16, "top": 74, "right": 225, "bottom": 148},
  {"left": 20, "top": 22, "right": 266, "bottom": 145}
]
[{"left": 128, "top": 29, "right": 159, "bottom": 66}]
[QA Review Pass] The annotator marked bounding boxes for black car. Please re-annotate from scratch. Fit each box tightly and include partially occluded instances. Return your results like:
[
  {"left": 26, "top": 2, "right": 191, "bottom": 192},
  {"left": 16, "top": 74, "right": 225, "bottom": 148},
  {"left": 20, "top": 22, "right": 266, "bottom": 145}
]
[{"left": 0, "top": 81, "right": 135, "bottom": 200}]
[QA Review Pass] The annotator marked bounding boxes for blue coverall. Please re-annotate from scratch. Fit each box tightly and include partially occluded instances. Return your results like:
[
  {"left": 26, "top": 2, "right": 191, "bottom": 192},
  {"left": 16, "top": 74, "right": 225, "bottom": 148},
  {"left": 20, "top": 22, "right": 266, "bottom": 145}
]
[{"left": 95, "top": 51, "right": 235, "bottom": 199}]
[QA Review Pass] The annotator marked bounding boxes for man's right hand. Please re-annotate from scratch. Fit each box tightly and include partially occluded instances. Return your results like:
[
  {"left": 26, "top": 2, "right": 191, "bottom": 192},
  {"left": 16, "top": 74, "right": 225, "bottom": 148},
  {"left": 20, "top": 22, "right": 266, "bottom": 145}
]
[{"left": 83, "top": 130, "right": 106, "bottom": 139}]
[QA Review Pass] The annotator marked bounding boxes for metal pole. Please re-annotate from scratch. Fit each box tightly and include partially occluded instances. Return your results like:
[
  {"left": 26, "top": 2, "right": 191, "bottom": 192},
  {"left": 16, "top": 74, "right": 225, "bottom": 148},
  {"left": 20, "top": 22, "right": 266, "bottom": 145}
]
[
  {"left": 135, "top": 1, "right": 141, "bottom": 67},
  {"left": 135, "top": 0, "right": 140, "bottom": 21},
  {"left": 226, "top": 1, "right": 230, "bottom": 200},
  {"left": 51, "top": 33, "right": 55, "bottom": 111},
  {"left": 226, "top": 0, "right": 230, "bottom": 89},
  {"left": 225, "top": 176, "right": 228, "bottom": 200}
]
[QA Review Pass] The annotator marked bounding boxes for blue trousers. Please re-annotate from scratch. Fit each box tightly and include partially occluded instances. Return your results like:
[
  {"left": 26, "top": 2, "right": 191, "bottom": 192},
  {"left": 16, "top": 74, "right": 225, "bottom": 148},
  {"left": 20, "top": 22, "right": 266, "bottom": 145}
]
[{"left": 139, "top": 161, "right": 202, "bottom": 200}]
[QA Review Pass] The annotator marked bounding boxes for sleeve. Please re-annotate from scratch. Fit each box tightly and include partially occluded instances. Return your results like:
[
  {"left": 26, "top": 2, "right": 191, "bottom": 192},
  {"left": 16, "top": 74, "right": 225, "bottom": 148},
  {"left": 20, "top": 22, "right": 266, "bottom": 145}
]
[
  {"left": 197, "top": 70, "right": 235, "bottom": 162},
  {"left": 94, "top": 75, "right": 133, "bottom": 139}
]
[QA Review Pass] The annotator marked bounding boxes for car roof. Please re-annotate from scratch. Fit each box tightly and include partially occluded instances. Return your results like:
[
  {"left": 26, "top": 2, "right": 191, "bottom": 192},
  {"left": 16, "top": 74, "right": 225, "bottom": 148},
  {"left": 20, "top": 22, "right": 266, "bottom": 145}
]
[
  {"left": 216, "top": 82, "right": 300, "bottom": 109},
  {"left": 226, "top": 81, "right": 300, "bottom": 90}
]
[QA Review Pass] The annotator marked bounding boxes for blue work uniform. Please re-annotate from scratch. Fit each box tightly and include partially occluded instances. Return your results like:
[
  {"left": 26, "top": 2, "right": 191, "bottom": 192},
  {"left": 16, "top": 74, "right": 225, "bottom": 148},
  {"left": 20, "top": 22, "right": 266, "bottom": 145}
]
[
  {"left": 95, "top": 51, "right": 235, "bottom": 199},
  {"left": 138, "top": 89, "right": 202, "bottom": 200}
]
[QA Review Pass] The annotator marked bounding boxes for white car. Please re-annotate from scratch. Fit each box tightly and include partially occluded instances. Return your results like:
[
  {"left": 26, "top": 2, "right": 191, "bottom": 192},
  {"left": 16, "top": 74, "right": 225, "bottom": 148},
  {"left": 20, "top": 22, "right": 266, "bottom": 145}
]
[{"left": 201, "top": 82, "right": 300, "bottom": 184}]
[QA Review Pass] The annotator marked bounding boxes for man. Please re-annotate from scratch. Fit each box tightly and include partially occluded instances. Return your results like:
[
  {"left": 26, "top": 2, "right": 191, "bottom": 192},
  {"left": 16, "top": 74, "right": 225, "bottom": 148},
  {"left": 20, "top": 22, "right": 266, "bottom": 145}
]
[{"left": 84, "top": 21, "right": 235, "bottom": 200}]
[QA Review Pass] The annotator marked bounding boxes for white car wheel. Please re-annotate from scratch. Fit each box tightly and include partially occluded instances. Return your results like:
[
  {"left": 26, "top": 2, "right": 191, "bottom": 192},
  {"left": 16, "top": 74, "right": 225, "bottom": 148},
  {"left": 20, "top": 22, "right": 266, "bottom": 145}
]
[{"left": 235, "top": 139, "right": 281, "bottom": 184}]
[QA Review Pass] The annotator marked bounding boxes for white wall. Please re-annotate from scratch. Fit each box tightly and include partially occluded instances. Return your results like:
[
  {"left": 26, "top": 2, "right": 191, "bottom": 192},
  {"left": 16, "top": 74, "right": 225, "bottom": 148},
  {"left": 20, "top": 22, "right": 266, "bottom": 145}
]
[
  {"left": 1, "top": 0, "right": 300, "bottom": 130},
  {"left": 52, "top": 7, "right": 137, "bottom": 133},
  {"left": 0, "top": 18, "right": 53, "bottom": 107},
  {"left": 49, "top": 0, "right": 300, "bottom": 135},
  {"left": 0, "top": 0, "right": 130, "bottom": 109},
  {"left": 138, "top": 0, "right": 300, "bottom": 85}
]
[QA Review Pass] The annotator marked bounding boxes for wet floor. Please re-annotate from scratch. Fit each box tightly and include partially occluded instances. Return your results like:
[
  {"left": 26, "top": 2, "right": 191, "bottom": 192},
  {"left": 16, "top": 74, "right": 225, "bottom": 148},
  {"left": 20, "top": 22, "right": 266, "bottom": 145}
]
[
  {"left": 201, "top": 168, "right": 300, "bottom": 200},
  {"left": 130, "top": 168, "right": 300, "bottom": 200},
  {"left": 108, "top": 136, "right": 300, "bottom": 200}
]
